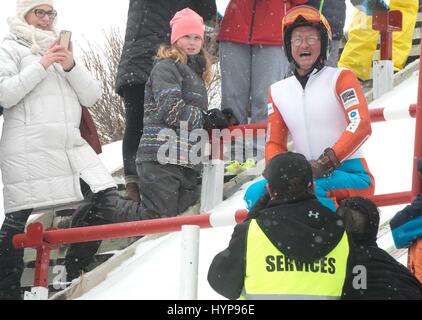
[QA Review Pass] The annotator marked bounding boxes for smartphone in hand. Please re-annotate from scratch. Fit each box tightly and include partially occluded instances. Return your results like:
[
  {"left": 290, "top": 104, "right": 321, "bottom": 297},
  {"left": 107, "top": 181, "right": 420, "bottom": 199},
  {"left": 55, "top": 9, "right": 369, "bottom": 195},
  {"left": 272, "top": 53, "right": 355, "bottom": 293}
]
[{"left": 59, "top": 30, "right": 72, "bottom": 49}]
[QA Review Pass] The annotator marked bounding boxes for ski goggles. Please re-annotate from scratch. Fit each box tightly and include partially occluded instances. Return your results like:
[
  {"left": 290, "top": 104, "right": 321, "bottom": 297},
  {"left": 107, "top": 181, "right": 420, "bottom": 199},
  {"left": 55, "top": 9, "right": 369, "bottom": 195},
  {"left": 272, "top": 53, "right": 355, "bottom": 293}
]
[{"left": 283, "top": 5, "right": 332, "bottom": 40}]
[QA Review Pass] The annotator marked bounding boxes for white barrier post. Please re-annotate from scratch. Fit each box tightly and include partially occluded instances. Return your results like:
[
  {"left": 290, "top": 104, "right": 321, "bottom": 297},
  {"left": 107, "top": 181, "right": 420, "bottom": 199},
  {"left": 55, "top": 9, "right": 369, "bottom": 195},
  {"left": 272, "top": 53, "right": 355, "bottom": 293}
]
[
  {"left": 200, "top": 159, "right": 225, "bottom": 212},
  {"left": 373, "top": 59, "right": 394, "bottom": 99},
  {"left": 179, "top": 225, "right": 200, "bottom": 300}
]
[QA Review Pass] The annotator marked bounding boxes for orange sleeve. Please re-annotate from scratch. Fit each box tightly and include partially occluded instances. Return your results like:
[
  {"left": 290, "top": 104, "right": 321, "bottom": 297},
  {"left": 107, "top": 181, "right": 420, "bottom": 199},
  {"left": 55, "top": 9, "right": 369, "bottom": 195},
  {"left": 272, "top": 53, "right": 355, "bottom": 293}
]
[
  {"left": 265, "top": 89, "right": 289, "bottom": 163},
  {"left": 332, "top": 69, "right": 372, "bottom": 162}
]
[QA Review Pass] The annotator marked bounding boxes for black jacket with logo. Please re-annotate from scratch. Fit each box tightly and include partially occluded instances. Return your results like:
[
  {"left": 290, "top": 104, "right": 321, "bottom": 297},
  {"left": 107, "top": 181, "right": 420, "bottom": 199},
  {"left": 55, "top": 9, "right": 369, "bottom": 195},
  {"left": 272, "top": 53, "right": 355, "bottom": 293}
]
[
  {"left": 207, "top": 195, "right": 355, "bottom": 299},
  {"left": 342, "top": 242, "right": 422, "bottom": 300}
]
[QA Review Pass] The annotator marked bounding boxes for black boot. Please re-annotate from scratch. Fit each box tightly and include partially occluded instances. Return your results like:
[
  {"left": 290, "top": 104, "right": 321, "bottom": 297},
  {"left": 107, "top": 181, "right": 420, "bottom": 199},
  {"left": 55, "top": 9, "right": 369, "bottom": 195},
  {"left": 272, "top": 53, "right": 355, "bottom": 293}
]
[
  {"left": 64, "top": 202, "right": 102, "bottom": 282},
  {"left": 64, "top": 188, "right": 144, "bottom": 281},
  {"left": 0, "top": 209, "right": 32, "bottom": 300},
  {"left": 92, "top": 188, "right": 144, "bottom": 223}
]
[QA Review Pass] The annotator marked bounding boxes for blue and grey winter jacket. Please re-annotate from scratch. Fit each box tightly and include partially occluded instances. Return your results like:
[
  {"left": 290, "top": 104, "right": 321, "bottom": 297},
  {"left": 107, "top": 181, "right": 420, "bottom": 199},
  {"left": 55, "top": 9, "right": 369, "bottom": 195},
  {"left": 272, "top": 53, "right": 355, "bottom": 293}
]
[
  {"left": 390, "top": 195, "right": 422, "bottom": 249},
  {"left": 136, "top": 55, "right": 208, "bottom": 171}
]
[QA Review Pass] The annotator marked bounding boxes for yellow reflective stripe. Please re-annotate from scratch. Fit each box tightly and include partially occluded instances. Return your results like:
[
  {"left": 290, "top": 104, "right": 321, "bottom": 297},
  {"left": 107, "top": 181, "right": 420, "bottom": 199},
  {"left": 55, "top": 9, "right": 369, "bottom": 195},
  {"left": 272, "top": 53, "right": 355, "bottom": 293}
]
[{"left": 244, "top": 219, "right": 349, "bottom": 298}]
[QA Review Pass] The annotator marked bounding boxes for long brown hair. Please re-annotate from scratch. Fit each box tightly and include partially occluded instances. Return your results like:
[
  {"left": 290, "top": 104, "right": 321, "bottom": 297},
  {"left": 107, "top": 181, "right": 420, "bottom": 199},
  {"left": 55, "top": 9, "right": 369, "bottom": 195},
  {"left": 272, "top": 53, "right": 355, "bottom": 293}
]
[{"left": 157, "top": 44, "right": 213, "bottom": 84}]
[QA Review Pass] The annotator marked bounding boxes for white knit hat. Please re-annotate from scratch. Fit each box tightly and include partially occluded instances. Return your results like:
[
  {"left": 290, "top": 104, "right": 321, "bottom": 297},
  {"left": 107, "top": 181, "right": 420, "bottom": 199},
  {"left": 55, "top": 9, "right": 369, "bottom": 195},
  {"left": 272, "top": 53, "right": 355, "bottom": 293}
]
[{"left": 16, "top": 0, "right": 55, "bottom": 20}]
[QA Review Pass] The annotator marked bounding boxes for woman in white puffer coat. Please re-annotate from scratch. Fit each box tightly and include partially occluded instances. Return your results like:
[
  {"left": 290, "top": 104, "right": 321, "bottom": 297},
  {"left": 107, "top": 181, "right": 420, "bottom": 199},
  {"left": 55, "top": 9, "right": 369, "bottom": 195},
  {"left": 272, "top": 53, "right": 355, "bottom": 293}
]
[{"left": 0, "top": 0, "right": 143, "bottom": 299}]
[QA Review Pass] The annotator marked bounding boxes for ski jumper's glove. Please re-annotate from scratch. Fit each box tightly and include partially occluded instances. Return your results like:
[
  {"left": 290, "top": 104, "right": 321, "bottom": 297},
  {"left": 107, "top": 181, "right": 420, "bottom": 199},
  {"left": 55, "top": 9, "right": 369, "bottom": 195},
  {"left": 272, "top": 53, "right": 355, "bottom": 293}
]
[
  {"left": 309, "top": 148, "right": 341, "bottom": 179},
  {"left": 350, "top": 0, "right": 389, "bottom": 15},
  {"left": 221, "top": 108, "right": 240, "bottom": 126},
  {"left": 203, "top": 108, "right": 231, "bottom": 129}
]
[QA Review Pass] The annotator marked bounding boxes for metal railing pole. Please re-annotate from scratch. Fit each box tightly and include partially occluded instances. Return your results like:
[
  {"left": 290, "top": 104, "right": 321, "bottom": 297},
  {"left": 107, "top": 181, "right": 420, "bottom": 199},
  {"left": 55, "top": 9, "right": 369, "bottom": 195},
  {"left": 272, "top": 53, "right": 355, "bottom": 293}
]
[{"left": 179, "top": 225, "right": 200, "bottom": 300}]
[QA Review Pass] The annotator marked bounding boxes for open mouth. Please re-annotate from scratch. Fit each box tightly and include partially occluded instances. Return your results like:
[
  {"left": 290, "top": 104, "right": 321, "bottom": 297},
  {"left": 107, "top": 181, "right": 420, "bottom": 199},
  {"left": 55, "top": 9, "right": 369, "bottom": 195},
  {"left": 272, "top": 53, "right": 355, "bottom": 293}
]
[{"left": 299, "top": 52, "right": 311, "bottom": 57}]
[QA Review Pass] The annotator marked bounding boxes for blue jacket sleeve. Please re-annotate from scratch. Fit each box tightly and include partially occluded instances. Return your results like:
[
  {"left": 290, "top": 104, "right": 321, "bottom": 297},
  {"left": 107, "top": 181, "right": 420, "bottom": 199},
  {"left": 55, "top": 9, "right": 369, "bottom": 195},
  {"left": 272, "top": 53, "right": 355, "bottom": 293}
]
[{"left": 390, "top": 195, "right": 422, "bottom": 248}]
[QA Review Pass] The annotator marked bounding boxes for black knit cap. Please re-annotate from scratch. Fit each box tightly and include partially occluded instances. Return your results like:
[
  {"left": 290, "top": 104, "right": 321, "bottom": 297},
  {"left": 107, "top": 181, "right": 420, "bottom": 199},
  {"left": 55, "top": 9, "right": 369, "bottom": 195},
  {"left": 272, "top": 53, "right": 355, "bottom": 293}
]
[
  {"left": 337, "top": 197, "right": 380, "bottom": 246},
  {"left": 263, "top": 152, "right": 313, "bottom": 200}
]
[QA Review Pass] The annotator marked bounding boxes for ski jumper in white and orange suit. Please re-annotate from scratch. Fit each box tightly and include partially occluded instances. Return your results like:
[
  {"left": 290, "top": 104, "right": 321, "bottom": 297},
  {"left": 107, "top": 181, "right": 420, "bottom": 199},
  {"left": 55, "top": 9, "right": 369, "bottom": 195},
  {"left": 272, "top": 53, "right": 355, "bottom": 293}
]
[{"left": 244, "top": 6, "right": 375, "bottom": 212}]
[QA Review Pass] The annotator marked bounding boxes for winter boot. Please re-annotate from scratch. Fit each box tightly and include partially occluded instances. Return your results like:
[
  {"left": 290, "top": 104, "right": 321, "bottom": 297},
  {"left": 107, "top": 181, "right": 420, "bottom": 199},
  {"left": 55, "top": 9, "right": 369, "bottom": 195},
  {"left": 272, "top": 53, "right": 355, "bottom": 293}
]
[
  {"left": 64, "top": 188, "right": 145, "bottom": 281},
  {"left": 240, "top": 159, "right": 257, "bottom": 172},
  {"left": 63, "top": 202, "right": 101, "bottom": 282},
  {"left": 225, "top": 160, "right": 242, "bottom": 175},
  {"left": 0, "top": 209, "right": 31, "bottom": 300},
  {"left": 92, "top": 188, "right": 144, "bottom": 223},
  {"left": 125, "top": 182, "right": 140, "bottom": 202}
]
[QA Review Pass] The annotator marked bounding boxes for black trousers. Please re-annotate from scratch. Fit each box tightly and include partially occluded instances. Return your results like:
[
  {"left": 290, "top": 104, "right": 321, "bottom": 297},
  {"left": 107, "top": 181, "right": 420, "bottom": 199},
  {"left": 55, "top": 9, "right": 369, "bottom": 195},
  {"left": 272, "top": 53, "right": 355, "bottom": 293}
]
[
  {"left": 137, "top": 162, "right": 200, "bottom": 219},
  {"left": 66, "top": 163, "right": 200, "bottom": 279},
  {"left": 64, "top": 185, "right": 146, "bottom": 280},
  {"left": 122, "top": 84, "right": 145, "bottom": 179},
  {"left": 0, "top": 209, "right": 32, "bottom": 299}
]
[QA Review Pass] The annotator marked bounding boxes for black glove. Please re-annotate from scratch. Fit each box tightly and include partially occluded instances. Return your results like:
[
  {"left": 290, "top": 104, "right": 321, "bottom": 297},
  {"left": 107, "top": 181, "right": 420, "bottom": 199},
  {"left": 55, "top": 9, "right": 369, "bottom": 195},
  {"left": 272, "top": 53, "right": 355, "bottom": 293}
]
[
  {"left": 221, "top": 108, "right": 239, "bottom": 126},
  {"left": 203, "top": 108, "right": 230, "bottom": 130},
  {"left": 309, "top": 148, "right": 340, "bottom": 179}
]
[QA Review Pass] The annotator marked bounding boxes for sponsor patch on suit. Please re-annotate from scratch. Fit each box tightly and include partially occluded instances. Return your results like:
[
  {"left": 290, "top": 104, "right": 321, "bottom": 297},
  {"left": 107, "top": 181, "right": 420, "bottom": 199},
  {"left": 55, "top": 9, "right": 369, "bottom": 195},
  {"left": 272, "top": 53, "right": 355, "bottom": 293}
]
[
  {"left": 340, "top": 88, "right": 359, "bottom": 109},
  {"left": 346, "top": 109, "right": 361, "bottom": 133}
]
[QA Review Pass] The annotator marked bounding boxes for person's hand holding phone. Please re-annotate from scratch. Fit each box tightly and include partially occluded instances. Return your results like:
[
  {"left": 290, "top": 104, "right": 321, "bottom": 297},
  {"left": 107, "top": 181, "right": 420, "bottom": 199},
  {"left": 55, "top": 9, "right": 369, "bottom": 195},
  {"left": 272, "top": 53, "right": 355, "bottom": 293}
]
[
  {"left": 39, "top": 41, "right": 67, "bottom": 70},
  {"left": 59, "top": 41, "right": 75, "bottom": 71},
  {"left": 58, "top": 30, "right": 75, "bottom": 71},
  {"left": 39, "top": 31, "right": 75, "bottom": 71}
]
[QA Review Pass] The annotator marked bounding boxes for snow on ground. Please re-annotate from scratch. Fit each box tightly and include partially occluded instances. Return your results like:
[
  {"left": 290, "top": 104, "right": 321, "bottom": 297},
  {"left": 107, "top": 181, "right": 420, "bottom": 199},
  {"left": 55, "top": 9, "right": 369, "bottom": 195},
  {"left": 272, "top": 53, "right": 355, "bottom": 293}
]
[
  {"left": 78, "top": 70, "right": 420, "bottom": 299},
  {"left": 0, "top": 69, "right": 418, "bottom": 299},
  {"left": 364, "top": 71, "right": 418, "bottom": 264}
]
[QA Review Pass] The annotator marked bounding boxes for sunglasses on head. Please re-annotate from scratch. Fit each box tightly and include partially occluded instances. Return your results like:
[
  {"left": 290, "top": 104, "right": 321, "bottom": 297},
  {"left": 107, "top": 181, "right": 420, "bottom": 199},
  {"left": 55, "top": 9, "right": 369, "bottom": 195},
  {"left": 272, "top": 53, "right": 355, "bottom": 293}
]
[{"left": 32, "top": 8, "right": 57, "bottom": 19}]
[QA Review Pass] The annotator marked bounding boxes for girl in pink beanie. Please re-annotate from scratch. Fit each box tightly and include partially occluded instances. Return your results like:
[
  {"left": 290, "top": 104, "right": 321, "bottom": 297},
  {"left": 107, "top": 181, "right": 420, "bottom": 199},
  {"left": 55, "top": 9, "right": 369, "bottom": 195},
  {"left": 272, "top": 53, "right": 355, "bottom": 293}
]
[
  {"left": 165, "top": 7, "right": 209, "bottom": 73},
  {"left": 170, "top": 8, "right": 205, "bottom": 45},
  {"left": 135, "top": 8, "right": 233, "bottom": 224}
]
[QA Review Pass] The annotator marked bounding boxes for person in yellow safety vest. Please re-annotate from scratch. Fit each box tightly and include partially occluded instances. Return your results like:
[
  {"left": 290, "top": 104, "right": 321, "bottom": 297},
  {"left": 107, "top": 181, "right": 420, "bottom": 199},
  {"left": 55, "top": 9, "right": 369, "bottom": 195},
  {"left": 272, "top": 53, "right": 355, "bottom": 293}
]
[
  {"left": 207, "top": 152, "right": 356, "bottom": 300},
  {"left": 338, "top": 0, "right": 418, "bottom": 81}
]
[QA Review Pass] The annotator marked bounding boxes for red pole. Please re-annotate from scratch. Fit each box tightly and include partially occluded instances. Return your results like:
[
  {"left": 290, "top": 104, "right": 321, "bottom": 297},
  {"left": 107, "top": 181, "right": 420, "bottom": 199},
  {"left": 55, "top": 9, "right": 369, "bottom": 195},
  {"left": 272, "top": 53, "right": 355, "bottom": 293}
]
[
  {"left": 379, "top": 31, "right": 393, "bottom": 61},
  {"left": 368, "top": 191, "right": 413, "bottom": 207},
  {"left": 369, "top": 104, "right": 417, "bottom": 122},
  {"left": 14, "top": 213, "right": 230, "bottom": 248},
  {"left": 14, "top": 211, "right": 250, "bottom": 249},
  {"left": 411, "top": 35, "right": 422, "bottom": 199},
  {"left": 34, "top": 245, "right": 52, "bottom": 288}
]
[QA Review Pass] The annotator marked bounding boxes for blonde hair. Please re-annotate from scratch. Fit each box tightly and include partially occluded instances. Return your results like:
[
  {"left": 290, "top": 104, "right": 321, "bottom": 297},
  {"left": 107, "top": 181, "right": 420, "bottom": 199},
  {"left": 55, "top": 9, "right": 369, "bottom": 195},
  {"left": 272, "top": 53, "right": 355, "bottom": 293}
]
[{"left": 157, "top": 44, "right": 213, "bottom": 84}]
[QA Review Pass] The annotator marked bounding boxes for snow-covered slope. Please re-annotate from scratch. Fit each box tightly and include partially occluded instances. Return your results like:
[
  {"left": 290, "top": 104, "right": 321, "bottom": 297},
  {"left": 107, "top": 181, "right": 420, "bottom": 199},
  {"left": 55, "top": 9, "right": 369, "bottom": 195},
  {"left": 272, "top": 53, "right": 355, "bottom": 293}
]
[
  {"left": 0, "top": 69, "right": 418, "bottom": 300},
  {"left": 78, "top": 70, "right": 419, "bottom": 300}
]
